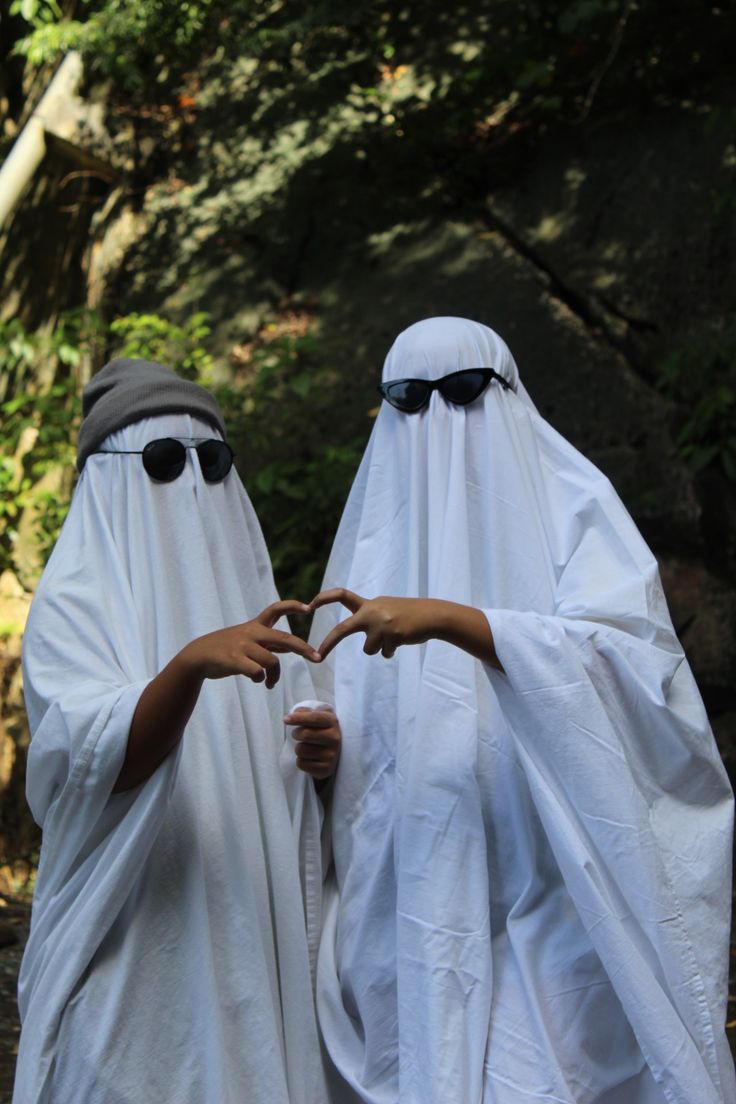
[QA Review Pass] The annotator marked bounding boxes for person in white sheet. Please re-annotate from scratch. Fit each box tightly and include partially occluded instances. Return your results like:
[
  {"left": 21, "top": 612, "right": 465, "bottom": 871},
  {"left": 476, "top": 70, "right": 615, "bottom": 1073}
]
[
  {"left": 14, "top": 358, "right": 339, "bottom": 1104},
  {"left": 307, "top": 318, "right": 735, "bottom": 1104}
]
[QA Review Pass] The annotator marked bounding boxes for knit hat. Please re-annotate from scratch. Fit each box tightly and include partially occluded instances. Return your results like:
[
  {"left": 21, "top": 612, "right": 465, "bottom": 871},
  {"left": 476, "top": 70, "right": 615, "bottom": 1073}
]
[{"left": 77, "top": 358, "right": 226, "bottom": 471}]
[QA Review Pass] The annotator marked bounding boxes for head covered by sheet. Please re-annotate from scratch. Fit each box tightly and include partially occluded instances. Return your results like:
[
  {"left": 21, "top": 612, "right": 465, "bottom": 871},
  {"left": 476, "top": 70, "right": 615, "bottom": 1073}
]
[
  {"left": 15, "top": 359, "right": 329, "bottom": 1104},
  {"left": 311, "top": 317, "right": 735, "bottom": 1104}
]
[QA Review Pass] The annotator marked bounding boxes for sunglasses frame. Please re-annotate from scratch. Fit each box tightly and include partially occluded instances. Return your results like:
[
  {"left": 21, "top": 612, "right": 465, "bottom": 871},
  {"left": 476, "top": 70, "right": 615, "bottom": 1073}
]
[
  {"left": 90, "top": 437, "right": 235, "bottom": 483},
  {"left": 377, "top": 367, "right": 512, "bottom": 413}
]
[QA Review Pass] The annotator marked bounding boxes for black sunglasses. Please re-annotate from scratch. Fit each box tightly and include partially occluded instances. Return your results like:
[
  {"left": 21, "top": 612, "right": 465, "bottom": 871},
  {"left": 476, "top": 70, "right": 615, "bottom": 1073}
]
[
  {"left": 90, "top": 437, "right": 235, "bottom": 483},
  {"left": 377, "top": 367, "right": 512, "bottom": 413}
]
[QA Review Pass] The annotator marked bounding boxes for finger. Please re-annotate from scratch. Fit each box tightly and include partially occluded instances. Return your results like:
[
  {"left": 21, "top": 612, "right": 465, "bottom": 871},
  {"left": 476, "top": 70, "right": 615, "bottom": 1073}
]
[
  {"left": 283, "top": 707, "right": 313, "bottom": 724},
  {"left": 242, "top": 644, "right": 281, "bottom": 688},
  {"left": 315, "top": 616, "right": 362, "bottom": 660},
  {"left": 282, "top": 706, "right": 319, "bottom": 725},
  {"left": 294, "top": 742, "right": 333, "bottom": 761},
  {"left": 259, "top": 628, "right": 321, "bottom": 662},
  {"left": 295, "top": 741, "right": 337, "bottom": 759},
  {"left": 309, "top": 588, "right": 364, "bottom": 614},
  {"left": 290, "top": 728, "right": 340, "bottom": 746},
  {"left": 295, "top": 742, "right": 336, "bottom": 763},
  {"left": 256, "top": 599, "right": 311, "bottom": 628},
  {"left": 297, "top": 760, "right": 336, "bottom": 780},
  {"left": 363, "top": 629, "right": 383, "bottom": 656},
  {"left": 296, "top": 751, "right": 337, "bottom": 776},
  {"left": 284, "top": 710, "right": 337, "bottom": 729},
  {"left": 239, "top": 659, "right": 266, "bottom": 683},
  {"left": 246, "top": 642, "right": 281, "bottom": 670}
]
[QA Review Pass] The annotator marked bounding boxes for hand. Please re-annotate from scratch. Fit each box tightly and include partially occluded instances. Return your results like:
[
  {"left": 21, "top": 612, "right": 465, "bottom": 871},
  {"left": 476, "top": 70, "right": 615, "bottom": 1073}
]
[
  {"left": 283, "top": 707, "right": 342, "bottom": 781},
  {"left": 310, "top": 589, "right": 443, "bottom": 660},
  {"left": 114, "top": 601, "right": 318, "bottom": 793},
  {"left": 310, "top": 589, "right": 503, "bottom": 669},
  {"left": 180, "top": 600, "right": 320, "bottom": 688}
]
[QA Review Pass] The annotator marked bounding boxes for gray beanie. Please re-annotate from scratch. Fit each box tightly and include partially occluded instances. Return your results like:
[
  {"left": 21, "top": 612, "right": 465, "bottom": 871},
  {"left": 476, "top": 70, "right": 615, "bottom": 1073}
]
[{"left": 77, "top": 358, "right": 226, "bottom": 471}]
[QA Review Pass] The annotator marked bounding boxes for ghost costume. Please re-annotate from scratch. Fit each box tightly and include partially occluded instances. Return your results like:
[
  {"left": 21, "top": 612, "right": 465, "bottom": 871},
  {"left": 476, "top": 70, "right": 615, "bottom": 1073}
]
[
  {"left": 14, "top": 377, "right": 329, "bottom": 1103},
  {"left": 311, "top": 318, "right": 735, "bottom": 1104}
]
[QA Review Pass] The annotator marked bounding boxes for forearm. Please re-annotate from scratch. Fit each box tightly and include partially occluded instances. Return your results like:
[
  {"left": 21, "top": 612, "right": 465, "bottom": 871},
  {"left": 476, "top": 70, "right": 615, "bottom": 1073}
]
[
  {"left": 113, "top": 601, "right": 319, "bottom": 793},
  {"left": 432, "top": 600, "right": 503, "bottom": 670},
  {"left": 113, "top": 651, "right": 204, "bottom": 793}
]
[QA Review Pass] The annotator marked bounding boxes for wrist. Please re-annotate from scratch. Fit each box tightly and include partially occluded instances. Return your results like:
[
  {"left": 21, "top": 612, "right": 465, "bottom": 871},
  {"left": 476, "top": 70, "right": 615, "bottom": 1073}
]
[
  {"left": 430, "top": 599, "right": 462, "bottom": 643},
  {"left": 173, "top": 643, "right": 207, "bottom": 685}
]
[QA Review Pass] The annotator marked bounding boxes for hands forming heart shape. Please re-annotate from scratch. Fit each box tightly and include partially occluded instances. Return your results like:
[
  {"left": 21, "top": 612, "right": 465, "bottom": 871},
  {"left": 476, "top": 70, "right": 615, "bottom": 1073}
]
[
  {"left": 223, "top": 591, "right": 440, "bottom": 675},
  {"left": 193, "top": 591, "right": 495, "bottom": 691},
  {"left": 181, "top": 592, "right": 431, "bottom": 689},
  {"left": 255, "top": 589, "right": 497, "bottom": 667},
  {"left": 307, "top": 589, "right": 442, "bottom": 660}
]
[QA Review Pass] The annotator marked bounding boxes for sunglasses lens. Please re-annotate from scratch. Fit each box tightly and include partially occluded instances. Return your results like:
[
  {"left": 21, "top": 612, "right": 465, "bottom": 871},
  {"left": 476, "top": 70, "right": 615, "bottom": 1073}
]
[
  {"left": 440, "top": 371, "right": 489, "bottom": 405},
  {"left": 142, "top": 439, "right": 187, "bottom": 482},
  {"left": 384, "top": 379, "right": 431, "bottom": 412},
  {"left": 197, "top": 440, "right": 234, "bottom": 482}
]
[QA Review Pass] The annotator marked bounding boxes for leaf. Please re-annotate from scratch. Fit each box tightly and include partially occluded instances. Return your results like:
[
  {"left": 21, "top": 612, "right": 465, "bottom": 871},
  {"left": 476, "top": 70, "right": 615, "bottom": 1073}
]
[
  {"left": 289, "top": 372, "right": 312, "bottom": 398},
  {"left": 57, "top": 342, "right": 81, "bottom": 366},
  {"left": 2, "top": 395, "right": 30, "bottom": 415},
  {"left": 9, "top": 336, "right": 36, "bottom": 361},
  {"left": 20, "top": 0, "right": 40, "bottom": 22}
]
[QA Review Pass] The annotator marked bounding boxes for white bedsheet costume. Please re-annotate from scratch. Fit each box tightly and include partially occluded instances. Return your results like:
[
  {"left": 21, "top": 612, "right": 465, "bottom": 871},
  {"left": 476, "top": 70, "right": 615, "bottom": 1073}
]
[
  {"left": 311, "top": 318, "right": 735, "bottom": 1104},
  {"left": 15, "top": 411, "right": 329, "bottom": 1104}
]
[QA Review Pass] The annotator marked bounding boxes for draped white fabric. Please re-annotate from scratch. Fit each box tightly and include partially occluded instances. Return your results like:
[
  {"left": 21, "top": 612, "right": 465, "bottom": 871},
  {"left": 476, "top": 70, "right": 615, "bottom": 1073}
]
[
  {"left": 14, "top": 414, "right": 329, "bottom": 1104},
  {"left": 311, "top": 318, "right": 735, "bottom": 1104}
]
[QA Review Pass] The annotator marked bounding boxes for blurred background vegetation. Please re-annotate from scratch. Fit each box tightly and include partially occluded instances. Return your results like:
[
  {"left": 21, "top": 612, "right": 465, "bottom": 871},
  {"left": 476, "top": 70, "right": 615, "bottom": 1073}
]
[{"left": 0, "top": 0, "right": 735, "bottom": 891}]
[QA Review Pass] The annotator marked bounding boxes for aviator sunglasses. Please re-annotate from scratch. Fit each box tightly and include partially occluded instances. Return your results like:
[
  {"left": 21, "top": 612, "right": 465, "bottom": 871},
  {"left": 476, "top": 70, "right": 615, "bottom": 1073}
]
[
  {"left": 378, "top": 367, "right": 512, "bottom": 413},
  {"left": 90, "top": 437, "right": 235, "bottom": 483}
]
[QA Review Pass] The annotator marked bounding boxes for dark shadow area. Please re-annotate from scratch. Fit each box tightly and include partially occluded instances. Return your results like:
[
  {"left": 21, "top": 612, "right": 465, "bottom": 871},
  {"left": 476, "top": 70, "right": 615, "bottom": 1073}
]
[{"left": 0, "top": 148, "right": 112, "bottom": 332}]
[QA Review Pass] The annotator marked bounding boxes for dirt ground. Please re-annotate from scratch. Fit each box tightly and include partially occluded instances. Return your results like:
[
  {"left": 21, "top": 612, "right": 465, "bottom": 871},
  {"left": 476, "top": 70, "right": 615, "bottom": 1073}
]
[{"left": 0, "top": 897, "right": 734, "bottom": 1102}]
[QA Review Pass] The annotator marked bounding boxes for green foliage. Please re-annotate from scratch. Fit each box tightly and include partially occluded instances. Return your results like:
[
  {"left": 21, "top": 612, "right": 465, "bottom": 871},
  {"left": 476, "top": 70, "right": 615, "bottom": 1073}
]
[
  {"left": 0, "top": 311, "right": 101, "bottom": 581},
  {"left": 0, "top": 374, "right": 80, "bottom": 577},
  {"left": 0, "top": 317, "right": 38, "bottom": 400},
  {"left": 9, "top": 0, "right": 61, "bottom": 28},
  {"left": 11, "top": 0, "right": 217, "bottom": 89},
  {"left": 109, "top": 312, "right": 214, "bottom": 381},
  {"left": 11, "top": 19, "right": 86, "bottom": 68},
  {"left": 657, "top": 323, "right": 736, "bottom": 482},
  {"left": 8, "top": 0, "right": 733, "bottom": 124}
]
